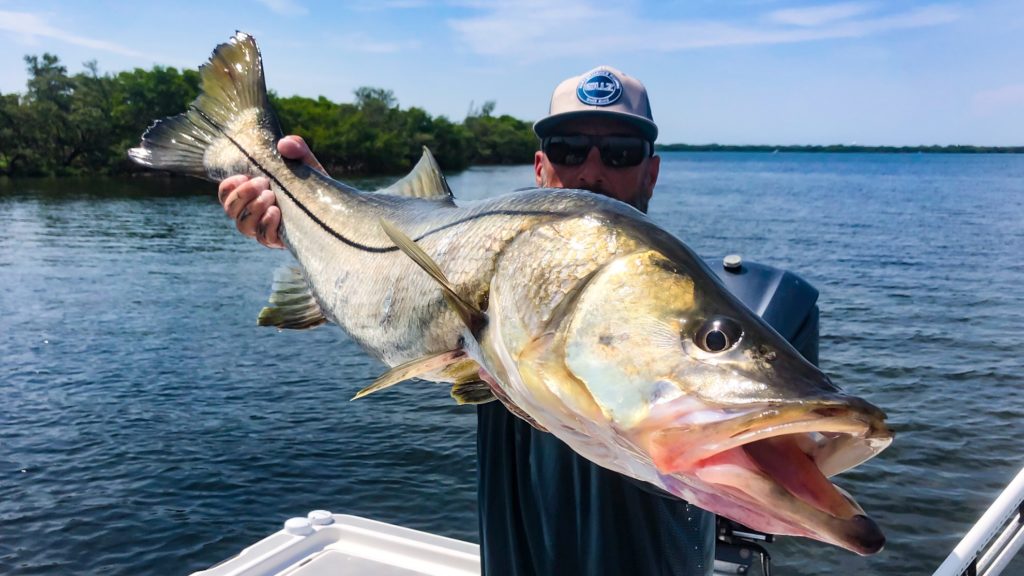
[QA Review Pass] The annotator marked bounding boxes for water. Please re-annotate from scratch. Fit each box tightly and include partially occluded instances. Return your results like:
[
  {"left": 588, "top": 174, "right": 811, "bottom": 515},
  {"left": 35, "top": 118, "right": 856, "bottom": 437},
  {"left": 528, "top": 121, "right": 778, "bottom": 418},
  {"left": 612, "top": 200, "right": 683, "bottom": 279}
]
[{"left": 1, "top": 153, "right": 1022, "bottom": 575}]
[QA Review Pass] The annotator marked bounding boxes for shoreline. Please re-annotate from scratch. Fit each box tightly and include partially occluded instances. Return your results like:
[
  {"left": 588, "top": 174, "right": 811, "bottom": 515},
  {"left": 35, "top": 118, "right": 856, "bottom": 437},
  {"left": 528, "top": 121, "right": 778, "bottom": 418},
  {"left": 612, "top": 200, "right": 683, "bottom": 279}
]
[
  {"left": 4, "top": 148, "right": 1022, "bottom": 181},
  {"left": 656, "top": 144, "right": 1024, "bottom": 153}
]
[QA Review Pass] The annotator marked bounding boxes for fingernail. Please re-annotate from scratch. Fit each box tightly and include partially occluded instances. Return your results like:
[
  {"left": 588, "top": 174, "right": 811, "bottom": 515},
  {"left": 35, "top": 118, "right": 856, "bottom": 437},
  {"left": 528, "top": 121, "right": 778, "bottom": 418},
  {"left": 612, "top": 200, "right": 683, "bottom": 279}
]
[{"left": 238, "top": 207, "right": 251, "bottom": 222}]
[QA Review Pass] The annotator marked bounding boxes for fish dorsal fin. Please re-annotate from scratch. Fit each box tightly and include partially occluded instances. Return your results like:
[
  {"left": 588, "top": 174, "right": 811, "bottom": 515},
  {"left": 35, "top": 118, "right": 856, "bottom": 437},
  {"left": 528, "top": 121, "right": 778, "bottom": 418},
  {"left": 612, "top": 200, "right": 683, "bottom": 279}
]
[
  {"left": 352, "top": 349, "right": 467, "bottom": 400},
  {"left": 379, "top": 219, "right": 487, "bottom": 335},
  {"left": 451, "top": 379, "right": 497, "bottom": 405},
  {"left": 257, "top": 266, "right": 328, "bottom": 330},
  {"left": 376, "top": 147, "right": 455, "bottom": 203}
]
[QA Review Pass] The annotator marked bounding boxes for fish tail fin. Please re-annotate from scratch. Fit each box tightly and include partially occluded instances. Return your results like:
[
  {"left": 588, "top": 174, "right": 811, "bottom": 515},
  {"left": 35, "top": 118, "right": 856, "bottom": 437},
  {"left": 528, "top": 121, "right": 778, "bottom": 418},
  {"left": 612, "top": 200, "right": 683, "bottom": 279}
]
[{"left": 128, "top": 32, "right": 283, "bottom": 181}]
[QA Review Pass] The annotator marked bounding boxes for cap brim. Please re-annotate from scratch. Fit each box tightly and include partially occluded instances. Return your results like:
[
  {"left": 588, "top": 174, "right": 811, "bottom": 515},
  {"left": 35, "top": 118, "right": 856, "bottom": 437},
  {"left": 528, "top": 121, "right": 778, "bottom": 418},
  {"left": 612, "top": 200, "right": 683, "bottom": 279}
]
[{"left": 534, "top": 110, "right": 658, "bottom": 142}]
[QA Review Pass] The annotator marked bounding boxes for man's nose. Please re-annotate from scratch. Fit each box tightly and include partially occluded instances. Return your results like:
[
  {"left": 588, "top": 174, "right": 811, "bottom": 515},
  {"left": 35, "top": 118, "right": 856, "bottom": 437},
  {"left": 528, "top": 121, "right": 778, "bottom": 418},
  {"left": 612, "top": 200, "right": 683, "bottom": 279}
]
[{"left": 576, "top": 146, "right": 604, "bottom": 184}]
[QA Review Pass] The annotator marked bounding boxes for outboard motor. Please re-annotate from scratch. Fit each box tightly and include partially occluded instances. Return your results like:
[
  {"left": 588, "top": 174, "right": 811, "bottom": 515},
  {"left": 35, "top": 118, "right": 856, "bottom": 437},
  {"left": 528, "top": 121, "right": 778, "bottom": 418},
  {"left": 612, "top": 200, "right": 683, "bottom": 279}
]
[{"left": 707, "top": 254, "right": 821, "bottom": 576}]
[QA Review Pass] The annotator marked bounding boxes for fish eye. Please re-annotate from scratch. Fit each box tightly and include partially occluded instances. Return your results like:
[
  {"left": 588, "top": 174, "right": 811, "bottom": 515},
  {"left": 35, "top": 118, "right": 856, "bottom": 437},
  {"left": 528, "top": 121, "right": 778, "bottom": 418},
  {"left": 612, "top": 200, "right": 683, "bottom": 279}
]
[{"left": 694, "top": 317, "right": 743, "bottom": 353}]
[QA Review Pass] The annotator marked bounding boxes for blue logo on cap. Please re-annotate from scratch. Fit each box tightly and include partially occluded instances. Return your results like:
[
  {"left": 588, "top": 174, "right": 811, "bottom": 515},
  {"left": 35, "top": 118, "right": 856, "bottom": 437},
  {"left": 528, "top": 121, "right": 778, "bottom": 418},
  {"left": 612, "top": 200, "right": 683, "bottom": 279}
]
[{"left": 577, "top": 70, "right": 622, "bottom": 106}]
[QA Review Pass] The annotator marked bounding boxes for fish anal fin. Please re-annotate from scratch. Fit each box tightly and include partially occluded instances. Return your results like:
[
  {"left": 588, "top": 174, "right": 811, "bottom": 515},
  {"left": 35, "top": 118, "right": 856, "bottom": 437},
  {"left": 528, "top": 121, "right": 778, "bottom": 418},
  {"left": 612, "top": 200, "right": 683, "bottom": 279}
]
[
  {"left": 379, "top": 219, "right": 487, "bottom": 334},
  {"left": 257, "top": 266, "right": 328, "bottom": 330},
  {"left": 353, "top": 349, "right": 466, "bottom": 400},
  {"left": 376, "top": 147, "right": 455, "bottom": 202}
]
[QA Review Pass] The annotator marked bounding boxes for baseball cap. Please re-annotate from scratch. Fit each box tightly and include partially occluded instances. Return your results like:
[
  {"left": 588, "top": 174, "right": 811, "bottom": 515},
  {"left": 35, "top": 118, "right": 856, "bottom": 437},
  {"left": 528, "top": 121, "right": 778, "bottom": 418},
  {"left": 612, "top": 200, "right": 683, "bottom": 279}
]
[{"left": 534, "top": 66, "right": 657, "bottom": 142}]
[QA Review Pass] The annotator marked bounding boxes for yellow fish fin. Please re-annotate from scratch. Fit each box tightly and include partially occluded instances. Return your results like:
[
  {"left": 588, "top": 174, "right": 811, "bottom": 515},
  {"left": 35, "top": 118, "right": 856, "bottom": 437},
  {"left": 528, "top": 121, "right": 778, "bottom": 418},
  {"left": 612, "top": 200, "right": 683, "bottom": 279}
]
[
  {"left": 379, "top": 218, "right": 487, "bottom": 334},
  {"left": 257, "top": 266, "right": 327, "bottom": 330},
  {"left": 352, "top": 349, "right": 466, "bottom": 400}
]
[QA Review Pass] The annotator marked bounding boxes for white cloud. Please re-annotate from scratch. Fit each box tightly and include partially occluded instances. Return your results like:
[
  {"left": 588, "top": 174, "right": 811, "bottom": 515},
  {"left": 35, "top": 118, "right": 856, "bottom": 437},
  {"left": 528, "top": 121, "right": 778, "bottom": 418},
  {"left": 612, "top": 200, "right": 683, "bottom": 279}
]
[
  {"left": 654, "top": 5, "right": 961, "bottom": 50},
  {"left": 344, "top": 0, "right": 430, "bottom": 12},
  {"left": 447, "top": 0, "right": 618, "bottom": 58},
  {"left": 0, "top": 10, "right": 152, "bottom": 58},
  {"left": 768, "top": 3, "right": 873, "bottom": 27},
  {"left": 257, "top": 0, "right": 309, "bottom": 16},
  {"left": 973, "top": 84, "right": 1024, "bottom": 116},
  {"left": 448, "top": 2, "right": 961, "bottom": 59}
]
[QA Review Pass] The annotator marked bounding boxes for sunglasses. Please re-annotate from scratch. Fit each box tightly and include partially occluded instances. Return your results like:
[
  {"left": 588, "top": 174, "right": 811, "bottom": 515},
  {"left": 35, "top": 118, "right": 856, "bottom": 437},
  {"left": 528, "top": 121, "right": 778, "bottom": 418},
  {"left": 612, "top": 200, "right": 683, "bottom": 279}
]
[{"left": 542, "top": 135, "right": 652, "bottom": 168}]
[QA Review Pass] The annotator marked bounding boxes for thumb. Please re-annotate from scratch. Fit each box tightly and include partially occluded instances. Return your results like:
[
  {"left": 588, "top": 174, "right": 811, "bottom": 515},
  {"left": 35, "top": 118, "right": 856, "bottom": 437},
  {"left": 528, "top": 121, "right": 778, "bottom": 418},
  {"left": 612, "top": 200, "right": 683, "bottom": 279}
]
[{"left": 278, "top": 135, "right": 327, "bottom": 175}]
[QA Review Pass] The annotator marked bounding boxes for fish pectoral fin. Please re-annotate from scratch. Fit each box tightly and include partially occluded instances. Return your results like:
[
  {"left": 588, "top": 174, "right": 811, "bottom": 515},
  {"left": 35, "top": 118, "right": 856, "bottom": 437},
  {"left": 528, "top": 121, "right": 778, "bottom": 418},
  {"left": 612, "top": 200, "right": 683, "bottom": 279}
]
[
  {"left": 375, "top": 147, "right": 455, "bottom": 202},
  {"left": 257, "top": 266, "right": 328, "bottom": 330},
  {"left": 379, "top": 218, "right": 487, "bottom": 334},
  {"left": 450, "top": 379, "right": 496, "bottom": 405},
  {"left": 352, "top": 349, "right": 467, "bottom": 400}
]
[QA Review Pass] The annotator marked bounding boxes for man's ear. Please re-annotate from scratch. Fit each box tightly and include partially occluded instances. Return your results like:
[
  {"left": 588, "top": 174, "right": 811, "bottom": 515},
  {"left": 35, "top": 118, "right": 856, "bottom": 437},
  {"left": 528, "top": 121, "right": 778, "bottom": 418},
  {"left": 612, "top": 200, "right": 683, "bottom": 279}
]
[
  {"left": 534, "top": 150, "right": 546, "bottom": 186},
  {"left": 638, "top": 153, "right": 663, "bottom": 202},
  {"left": 645, "top": 154, "right": 661, "bottom": 194}
]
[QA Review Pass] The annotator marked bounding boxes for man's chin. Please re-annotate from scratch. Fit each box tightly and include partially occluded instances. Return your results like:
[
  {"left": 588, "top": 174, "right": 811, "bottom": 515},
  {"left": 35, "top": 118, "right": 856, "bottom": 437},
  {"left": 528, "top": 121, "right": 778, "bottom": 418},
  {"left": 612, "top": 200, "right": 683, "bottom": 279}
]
[{"left": 577, "top": 186, "right": 648, "bottom": 213}]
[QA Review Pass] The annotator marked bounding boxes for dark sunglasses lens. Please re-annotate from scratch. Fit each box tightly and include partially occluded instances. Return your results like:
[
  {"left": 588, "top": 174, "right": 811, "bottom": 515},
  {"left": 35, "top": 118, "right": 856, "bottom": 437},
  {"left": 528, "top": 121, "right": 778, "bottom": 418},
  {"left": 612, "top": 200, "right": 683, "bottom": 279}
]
[
  {"left": 544, "top": 137, "right": 591, "bottom": 166},
  {"left": 599, "top": 138, "right": 649, "bottom": 167}
]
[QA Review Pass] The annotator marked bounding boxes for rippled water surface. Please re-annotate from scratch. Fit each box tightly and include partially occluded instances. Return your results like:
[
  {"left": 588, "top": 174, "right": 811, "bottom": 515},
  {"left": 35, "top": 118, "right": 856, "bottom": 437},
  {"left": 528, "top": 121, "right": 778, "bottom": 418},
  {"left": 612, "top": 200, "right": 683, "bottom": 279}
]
[{"left": 2, "top": 153, "right": 1022, "bottom": 575}]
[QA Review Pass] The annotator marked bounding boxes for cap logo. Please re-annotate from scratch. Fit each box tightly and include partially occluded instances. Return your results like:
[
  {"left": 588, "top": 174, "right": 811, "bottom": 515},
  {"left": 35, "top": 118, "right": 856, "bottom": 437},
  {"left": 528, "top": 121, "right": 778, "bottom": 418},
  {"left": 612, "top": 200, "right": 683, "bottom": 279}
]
[{"left": 576, "top": 70, "right": 622, "bottom": 106}]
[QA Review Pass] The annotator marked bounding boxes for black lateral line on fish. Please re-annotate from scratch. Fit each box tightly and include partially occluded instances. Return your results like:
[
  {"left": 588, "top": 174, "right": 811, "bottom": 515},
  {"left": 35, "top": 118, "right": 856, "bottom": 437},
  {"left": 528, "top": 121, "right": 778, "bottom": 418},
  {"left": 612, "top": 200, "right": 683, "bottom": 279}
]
[
  {"left": 402, "top": 210, "right": 557, "bottom": 243},
  {"left": 189, "top": 106, "right": 394, "bottom": 253},
  {"left": 191, "top": 106, "right": 562, "bottom": 252}
]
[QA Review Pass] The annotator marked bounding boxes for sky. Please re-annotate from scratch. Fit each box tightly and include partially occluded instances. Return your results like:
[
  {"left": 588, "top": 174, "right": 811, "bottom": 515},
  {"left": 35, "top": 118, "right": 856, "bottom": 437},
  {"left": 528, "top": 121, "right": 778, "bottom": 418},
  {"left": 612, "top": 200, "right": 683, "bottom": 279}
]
[{"left": 1, "top": 0, "right": 1022, "bottom": 146}]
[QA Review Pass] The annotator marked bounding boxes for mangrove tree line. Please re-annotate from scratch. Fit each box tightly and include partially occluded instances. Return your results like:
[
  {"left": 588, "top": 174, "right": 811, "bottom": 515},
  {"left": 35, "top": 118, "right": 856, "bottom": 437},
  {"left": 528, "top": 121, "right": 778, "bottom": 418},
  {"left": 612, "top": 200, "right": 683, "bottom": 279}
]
[{"left": 0, "top": 54, "right": 539, "bottom": 177}]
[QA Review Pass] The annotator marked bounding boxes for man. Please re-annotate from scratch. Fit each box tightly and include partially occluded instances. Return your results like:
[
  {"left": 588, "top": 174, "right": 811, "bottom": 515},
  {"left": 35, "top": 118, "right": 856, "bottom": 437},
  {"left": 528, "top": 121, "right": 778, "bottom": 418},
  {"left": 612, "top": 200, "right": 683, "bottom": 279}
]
[
  {"left": 476, "top": 68, "right": 717, "bottom": 576},
  {"left": 219, "top": 67, "right": 816, "bottom": 575}
]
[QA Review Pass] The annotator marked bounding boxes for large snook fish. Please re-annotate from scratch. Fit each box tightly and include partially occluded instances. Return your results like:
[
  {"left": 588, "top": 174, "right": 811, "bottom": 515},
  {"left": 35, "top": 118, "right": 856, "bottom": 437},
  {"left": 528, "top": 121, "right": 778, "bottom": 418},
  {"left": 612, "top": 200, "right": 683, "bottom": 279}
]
[{"left": 130, "top": 32, "right": 894, "bottom": 554}]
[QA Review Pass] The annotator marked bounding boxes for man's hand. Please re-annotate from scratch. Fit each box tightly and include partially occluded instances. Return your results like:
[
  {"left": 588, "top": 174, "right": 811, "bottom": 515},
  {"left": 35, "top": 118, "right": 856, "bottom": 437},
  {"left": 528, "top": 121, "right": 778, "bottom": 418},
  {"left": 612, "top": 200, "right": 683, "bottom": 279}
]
[{"left": 217, "top": 135, "right": 325, "bottom": 248}]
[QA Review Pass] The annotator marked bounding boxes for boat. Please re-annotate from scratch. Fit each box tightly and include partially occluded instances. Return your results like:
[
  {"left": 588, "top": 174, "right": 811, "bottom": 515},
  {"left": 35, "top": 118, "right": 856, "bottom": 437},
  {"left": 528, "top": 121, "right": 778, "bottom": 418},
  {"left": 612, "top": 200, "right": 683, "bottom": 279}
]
[
  {"left": 192, "top": 512, "right": 479, "bottom": 576},
  {"left": 192, "top": 462, "right": 1024, "bottom": 576},
  {"left": 190, "top": 511, "right": 766, "bottom": 576},
  {"left": 933, "top": 463, "right": 1024, "bottom": 576}
]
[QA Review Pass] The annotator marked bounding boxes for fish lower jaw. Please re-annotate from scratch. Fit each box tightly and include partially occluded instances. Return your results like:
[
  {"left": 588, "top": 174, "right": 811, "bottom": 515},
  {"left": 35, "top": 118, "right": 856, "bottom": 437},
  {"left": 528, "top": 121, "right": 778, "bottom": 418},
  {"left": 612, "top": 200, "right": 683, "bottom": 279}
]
[
  {"left": 635, "top": 402, "right": 891, "bottom": 554},
  {"left": 682, "top": 433, "right": 886, "bottom": 555}
]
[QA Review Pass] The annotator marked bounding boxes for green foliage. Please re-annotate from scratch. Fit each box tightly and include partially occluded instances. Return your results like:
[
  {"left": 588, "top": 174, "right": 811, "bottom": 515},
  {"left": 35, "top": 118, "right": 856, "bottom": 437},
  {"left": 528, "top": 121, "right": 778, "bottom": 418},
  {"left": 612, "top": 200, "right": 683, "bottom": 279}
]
[
  {"left": 1, "top": 53, "right": 540, "bottom": 179},
  {"left": 0, "top": 92, "right": 31, "bottom": 175},
  {"left": 12, "top": 54, "right": 78, "bottom": 176},
  {"left": 464, "top": 101, "right": 538, "bottom": 165},
  {"left": 0, "top": 55, "right": 206, "bottom": 176}
]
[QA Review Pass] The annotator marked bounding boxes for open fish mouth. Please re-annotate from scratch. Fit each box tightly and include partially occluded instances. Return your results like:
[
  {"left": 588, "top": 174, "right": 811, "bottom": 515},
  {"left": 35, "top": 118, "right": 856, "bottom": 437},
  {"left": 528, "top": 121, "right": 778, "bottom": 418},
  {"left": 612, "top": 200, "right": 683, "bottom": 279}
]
[{"left": 639, "top": 399, "right": 893, "bottom": 555}]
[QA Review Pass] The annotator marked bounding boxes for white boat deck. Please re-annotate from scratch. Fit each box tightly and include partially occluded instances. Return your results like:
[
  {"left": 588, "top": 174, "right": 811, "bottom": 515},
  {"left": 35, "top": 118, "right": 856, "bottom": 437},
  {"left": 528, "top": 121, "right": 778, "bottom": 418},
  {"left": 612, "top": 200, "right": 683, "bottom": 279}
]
[
  {"left": 193, "top": 511, "right": 751, "bottom": 576},
  {"left": 192, "top": 512, "right": 480, "bottom": 576}
]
